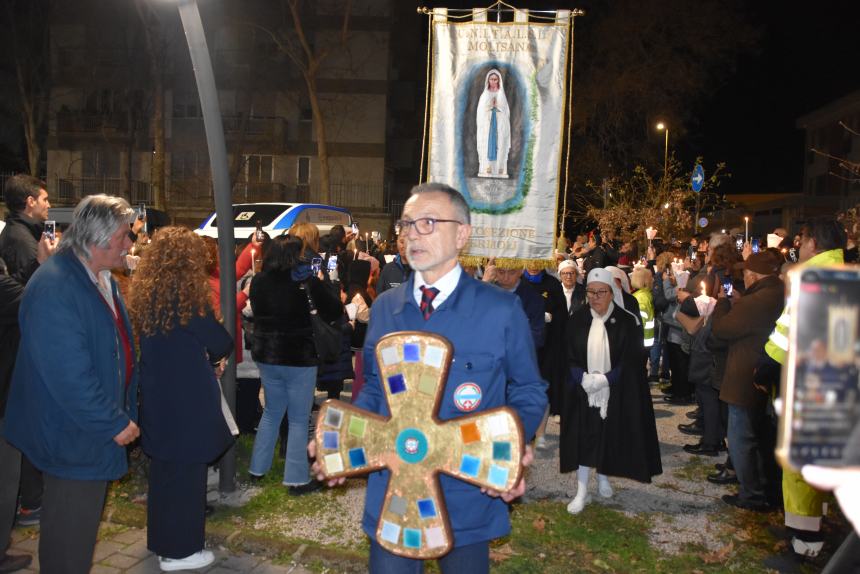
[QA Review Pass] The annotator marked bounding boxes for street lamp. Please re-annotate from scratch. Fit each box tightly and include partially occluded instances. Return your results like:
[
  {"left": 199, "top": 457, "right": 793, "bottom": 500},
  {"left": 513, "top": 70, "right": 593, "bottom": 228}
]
[
  {"left": 168, "top": 0, "right": 238, "bottom": 493},
  {"left": 656, "top": 122, "right": 669, "bottom": 180}
]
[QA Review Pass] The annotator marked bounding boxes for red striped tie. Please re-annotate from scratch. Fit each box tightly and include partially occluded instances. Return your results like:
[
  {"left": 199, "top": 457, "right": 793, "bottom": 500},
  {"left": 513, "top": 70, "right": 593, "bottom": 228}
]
[{"left": 419, "top": 285, "right": 440, "bottom": 320}]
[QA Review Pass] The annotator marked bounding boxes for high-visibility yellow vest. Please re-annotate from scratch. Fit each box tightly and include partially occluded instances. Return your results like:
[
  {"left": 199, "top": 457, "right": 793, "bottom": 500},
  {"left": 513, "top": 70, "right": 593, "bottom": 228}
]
[
  {"left": 765, "top": 249, "right": 844, "bottom": 365},
  {"left": 633, "top": 288, "right": 655, "bottom": 347}
]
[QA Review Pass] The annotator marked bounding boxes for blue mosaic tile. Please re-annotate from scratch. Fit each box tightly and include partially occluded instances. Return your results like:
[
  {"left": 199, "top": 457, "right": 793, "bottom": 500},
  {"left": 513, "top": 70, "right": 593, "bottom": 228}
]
[
  {"left": 348, "top": 447, "right": 367, "bottom": 468},
  {"left": 488, "top": 464, "right": 509, "bottom": 488},
  {"left": 380, "top": 520, "right": 400, "bottom": 544},
  {"left": 417, "top": 498, "right": 437, "bottom": 519},
  {"left": 492, "top": 441, "right": 511, "bottom": 461},
  {"left": 322, "top": 431, "right": 339, "bottom": 450},
  {"left": 402, "top": 343, "right": 420, "bottom": 362},
  {"left": 387, "top": 373, "right": 407, "bottom": 394},
  {"left": 403, "top": 528, "right": 421, "bottom": 549},
  {"left": 459, "top": 454, "right": 481, "bottom": 477}
]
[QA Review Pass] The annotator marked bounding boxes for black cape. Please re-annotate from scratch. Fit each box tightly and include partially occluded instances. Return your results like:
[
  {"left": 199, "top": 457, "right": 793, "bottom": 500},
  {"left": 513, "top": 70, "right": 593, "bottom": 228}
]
[
  {"left": 524, "top": 273, "right": 569, "bottom": 415},
  {"left": 560, "top": 303, "right": 662, "bottom": 482}
]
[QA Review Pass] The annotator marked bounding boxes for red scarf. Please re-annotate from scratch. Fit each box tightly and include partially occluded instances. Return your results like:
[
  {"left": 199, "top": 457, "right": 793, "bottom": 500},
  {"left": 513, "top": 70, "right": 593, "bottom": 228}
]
[{"left": 96, "top": 286, "right": 133, "bottom": 389}]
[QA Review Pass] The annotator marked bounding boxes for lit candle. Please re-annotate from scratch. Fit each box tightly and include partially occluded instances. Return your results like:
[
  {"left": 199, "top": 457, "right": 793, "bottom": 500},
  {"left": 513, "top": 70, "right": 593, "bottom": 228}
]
[
  {"left": 250, "top": 248, "right": 256, "bottom": 276},
  {"left": 744, "top": 216, "right": 749, "bottom": 242},
  {"left": 365, "top": 232, "right": 369, "bottom": 252},
  {"left": 701, "top": 281, "right": 706, "bottom": 296}
]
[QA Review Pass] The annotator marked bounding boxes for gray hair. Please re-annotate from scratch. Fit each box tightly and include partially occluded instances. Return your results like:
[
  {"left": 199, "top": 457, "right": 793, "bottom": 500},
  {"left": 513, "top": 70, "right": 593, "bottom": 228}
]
[
  {"left": 58, "top": 194, "right": 135, "bottom": 260},
  {"left": 409, "top": 182, "right": 471, "bottom": 224},
  {"left": 709, "top": 232, "right": 731, "bottom": 250}
]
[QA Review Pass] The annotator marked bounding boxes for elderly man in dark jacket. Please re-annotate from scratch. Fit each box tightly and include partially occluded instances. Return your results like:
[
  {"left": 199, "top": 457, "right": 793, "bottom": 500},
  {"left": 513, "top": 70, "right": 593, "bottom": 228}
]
[{"left": 711, "top": 251, "right": 785, "bottom": 511}]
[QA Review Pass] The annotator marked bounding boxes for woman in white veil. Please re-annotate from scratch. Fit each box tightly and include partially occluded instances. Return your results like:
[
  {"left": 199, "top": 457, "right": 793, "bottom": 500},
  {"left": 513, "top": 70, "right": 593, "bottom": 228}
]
[{"left": 476, "top": 68, "right": 511, "bottom": 178}]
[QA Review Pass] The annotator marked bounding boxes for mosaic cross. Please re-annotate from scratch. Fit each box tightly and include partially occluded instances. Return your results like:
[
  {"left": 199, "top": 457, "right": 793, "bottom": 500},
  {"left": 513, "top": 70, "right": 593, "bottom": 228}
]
[{"left": 314, "top": 331, "right": 524, "bottom": 560}]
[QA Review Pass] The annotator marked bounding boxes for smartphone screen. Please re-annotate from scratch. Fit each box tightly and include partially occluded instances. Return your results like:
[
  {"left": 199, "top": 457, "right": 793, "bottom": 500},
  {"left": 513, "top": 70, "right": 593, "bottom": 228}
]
[
  {"left": 751, "top": 237, "right": 760, "bottom": 254},
  {"left": 778, "top": 267, "right": 860, "bottom": 470},
  {"left": 311, "top": 257, "right": 322, "bottom": 275},
  {"left": 735, "top": 236, "right": 744, "bottom": 251},
  {"left": 327, "top": 254, "right": 338, "bottom": 272},
  {"left": 255, "top": 219, "right": 264, "bottom": 243},
  {"left": 44, "top": 220, "right": 56, "bottom": 242}
]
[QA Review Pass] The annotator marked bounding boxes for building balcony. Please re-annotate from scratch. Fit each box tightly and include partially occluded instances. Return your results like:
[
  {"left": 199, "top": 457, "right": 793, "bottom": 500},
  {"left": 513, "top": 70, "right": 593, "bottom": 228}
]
[
  {"left": 53, "top": 177, "right": 152, "bottom": 206},
  {"left": 55, "top": 111, "right": 143, "bottom": 136}
]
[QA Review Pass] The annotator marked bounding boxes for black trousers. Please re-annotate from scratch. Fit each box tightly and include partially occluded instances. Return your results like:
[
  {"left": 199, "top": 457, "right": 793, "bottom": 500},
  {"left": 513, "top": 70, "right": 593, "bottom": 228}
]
[
  {"left": 666, "top": 342, "right": 691, "bottom": 398},
  {"left": 0, "top": 427, "right": 21, "bottom": 555},
  {"left": 697, "top": 382, "right": 726, "bottom": 447},
  {"left": 147, "top": 459, "right": 207, "bottom": 559},
  {"left": 40, "top": 474, "right": 107, "bottom": 574},
  {"left": 19, "top": 454, "right": 42, "bottom": 510}
]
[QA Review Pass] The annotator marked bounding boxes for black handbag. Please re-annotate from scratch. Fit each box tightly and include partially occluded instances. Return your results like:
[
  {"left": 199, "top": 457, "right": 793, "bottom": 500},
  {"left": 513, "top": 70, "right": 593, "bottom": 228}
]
[{"left": 302, "top": 281, "right": 341, "bottom": 364}]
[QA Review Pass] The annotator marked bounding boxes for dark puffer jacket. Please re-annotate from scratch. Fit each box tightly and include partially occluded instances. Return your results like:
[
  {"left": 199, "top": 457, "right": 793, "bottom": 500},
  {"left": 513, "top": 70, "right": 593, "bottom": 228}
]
[{"left": 249, "top": 270, "right": 344, "bottom": 366}]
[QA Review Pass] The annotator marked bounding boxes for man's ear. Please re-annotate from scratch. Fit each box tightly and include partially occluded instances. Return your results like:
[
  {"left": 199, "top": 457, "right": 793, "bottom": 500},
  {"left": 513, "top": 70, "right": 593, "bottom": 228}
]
[{"left": 456, "top": 223, "right": 472, "bottom": 250}]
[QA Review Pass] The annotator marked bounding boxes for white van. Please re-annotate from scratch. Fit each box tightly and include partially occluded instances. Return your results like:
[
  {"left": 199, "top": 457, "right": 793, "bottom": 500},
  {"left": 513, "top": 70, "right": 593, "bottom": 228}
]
[{"left": 195, "top": 203, "right": 353, "bottom": 241}]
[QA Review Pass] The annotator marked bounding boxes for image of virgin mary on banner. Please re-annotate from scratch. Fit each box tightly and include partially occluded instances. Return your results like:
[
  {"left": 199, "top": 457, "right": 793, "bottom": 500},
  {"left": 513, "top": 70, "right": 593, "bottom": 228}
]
[{"left": 426, "top": 8, "right": 572, "bottom": 266}]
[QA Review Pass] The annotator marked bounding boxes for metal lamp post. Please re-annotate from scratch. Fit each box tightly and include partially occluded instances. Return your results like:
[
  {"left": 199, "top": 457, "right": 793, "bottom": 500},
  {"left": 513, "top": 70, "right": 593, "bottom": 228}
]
[{"left": 175, "top": 0, "right": 238, "bottom": 493}]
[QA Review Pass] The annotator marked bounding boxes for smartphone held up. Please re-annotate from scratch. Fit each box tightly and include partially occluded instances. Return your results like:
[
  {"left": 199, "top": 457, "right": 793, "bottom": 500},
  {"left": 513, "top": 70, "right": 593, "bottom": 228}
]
[
  {"left": 43, "top": 220, "right": 56, "bottom": 242},
  {"left": 777, "top": 266, "right": 860, "bottom": 472}
]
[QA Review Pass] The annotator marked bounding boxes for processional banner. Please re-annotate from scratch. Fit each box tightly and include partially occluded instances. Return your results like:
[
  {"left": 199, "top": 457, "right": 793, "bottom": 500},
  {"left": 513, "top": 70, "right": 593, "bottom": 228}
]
[{"left": 427, "top": 8, "right": 572, "bottom": 266}]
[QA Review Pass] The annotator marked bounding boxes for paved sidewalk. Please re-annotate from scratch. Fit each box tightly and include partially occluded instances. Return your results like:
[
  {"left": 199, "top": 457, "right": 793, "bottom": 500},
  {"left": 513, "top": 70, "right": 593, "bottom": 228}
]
[{"left": 8, "top": 525, "right": 314, "bottom": 574}]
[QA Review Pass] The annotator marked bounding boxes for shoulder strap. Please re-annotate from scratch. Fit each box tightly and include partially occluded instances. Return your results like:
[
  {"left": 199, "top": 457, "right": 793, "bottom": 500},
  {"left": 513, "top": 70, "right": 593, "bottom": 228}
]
[{"left": 301, "top": 281, "right": 318, "bottom": 315}]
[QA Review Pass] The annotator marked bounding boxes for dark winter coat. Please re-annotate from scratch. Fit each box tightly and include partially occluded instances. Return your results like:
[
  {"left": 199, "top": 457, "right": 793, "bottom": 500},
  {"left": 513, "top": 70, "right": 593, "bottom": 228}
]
[
  {"left": 139, "top": 312, "right": 234, "bottom": 463},
  {"left": 560, "top": 303, "right": 662, "bottom": 482},
  {"left": 711, "top": 274, "right": 785, "bottom": 408},
  {"left": 249, "top": 270, "right": 344, "bottom": 366},
  {"left": 0, "top": 274, "right": 23, "bottom": 418},
  {"left": 0, "top": 212, "right": 42, "bottom": 285},
  {"left": 375, "top": 255, "right": 411, "bottom": 295},
  {"left": 523, "top": 272, "right": 568, "bottom": 415}
]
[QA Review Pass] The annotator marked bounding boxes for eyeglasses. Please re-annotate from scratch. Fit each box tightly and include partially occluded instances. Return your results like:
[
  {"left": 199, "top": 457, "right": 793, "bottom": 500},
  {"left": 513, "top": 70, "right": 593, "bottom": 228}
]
[
  {"left": 396, "top": 218, "right": 462, "bottom": 235},
  {"left": 559, "top": 271, "right": 576, "bottom": 277},
  {"left": 585, "top": 289, "right": 611, "bottom": 298}
]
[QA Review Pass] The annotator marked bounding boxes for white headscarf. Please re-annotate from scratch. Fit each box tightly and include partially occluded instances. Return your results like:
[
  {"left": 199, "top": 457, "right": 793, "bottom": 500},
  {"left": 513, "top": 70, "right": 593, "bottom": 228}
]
[
  {"left": 584, "top": 269, "right": 614, "bottom": 418},
  {"left": 588, "top": 267, "right": 640, "bottom": 325},
  {"left": 606, "top": 266, "right": 631, "bottom": 294}
]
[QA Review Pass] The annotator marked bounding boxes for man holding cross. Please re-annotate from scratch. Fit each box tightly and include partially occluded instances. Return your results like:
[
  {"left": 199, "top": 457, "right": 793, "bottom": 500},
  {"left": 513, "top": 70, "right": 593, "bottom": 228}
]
[{"left": 313, "top": 183, "right": 547, "bottom": 572}]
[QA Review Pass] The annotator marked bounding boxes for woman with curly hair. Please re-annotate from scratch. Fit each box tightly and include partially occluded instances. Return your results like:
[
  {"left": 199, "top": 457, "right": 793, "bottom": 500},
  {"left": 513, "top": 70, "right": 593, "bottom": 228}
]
[{"left": 127, "top": 226, "right": 233, "bottom": 572}]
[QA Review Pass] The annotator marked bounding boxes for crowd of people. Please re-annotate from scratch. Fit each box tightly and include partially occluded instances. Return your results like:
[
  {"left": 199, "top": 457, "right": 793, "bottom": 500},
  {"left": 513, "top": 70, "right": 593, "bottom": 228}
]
[{"left": 0, "top": 174, "right": 857, "bottom": 573}]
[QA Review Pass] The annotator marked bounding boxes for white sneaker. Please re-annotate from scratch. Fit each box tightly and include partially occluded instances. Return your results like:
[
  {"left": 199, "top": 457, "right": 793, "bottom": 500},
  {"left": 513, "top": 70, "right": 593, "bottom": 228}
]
[
  {"left": 566, "top": 494, "right": 591, "bottom": 515},
  {"left": 535, "top": 436, "right": 547, "bottom": 450},
  {"left": 598, "top": 479, "right": 614, "bottom": 499},
  {"left": 159, "top": 550, "right": 215, "bottom": 571}
]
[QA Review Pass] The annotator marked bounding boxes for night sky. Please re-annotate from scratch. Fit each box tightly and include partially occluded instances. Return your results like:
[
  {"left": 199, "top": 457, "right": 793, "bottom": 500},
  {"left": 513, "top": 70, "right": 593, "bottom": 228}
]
[
  {"left": 696, "top": 1, "right": 860, "bottom": 194},
  {"left": 422, "top": 0, "right": 860, "bottom": 195}
]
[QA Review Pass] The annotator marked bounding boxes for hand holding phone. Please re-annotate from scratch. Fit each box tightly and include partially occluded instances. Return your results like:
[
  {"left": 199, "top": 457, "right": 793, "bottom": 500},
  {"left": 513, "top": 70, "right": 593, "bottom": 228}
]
[
  {"left": 43, "top": 220, "right": 56, "bottom": 242},
  {"left": 777, "top": 267, "right": 860, "bottom": 471}
]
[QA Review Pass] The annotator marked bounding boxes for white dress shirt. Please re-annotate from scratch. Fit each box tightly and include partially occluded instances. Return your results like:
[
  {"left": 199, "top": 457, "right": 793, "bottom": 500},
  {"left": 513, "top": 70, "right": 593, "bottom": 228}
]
[{"left": 412, "top": 265, "right": 462, "bottom": 311}]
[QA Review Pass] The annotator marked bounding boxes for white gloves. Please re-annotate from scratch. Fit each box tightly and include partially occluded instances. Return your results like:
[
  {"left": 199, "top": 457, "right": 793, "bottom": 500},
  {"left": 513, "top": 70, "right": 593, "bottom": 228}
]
[
  {"left": 544, "top": 312, "right": 553, "bottom": 323},
  {"left": 581, "top": 373, "right": 610, "bottom": 419}
]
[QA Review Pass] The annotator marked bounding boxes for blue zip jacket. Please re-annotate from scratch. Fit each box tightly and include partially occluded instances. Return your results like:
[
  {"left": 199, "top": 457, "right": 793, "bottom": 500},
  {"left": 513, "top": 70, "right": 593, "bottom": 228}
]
[
  {"left": 354, "top": 270, "right": 547, "bottom": 547},
  {"left": 5, "top": 250, "right": 138, "bottom": 480}
]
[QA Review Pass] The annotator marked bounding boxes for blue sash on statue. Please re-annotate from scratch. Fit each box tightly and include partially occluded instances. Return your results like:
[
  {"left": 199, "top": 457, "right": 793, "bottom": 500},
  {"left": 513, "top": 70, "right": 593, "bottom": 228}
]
[{"left": 487, "top": 108, "right": 498, "bottom": 162}]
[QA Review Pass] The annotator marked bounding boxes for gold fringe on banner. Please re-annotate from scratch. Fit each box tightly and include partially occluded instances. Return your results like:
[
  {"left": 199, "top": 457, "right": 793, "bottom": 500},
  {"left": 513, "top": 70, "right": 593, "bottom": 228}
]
[{"left": 459, "top": 255, "right": 558, "bottom": 271}]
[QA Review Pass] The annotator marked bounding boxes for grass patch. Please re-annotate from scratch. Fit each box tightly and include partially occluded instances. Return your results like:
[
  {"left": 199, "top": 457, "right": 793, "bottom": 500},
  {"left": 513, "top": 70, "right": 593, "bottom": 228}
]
[{"left": 673, "top": 455, "right": 715, "bottom": 483}]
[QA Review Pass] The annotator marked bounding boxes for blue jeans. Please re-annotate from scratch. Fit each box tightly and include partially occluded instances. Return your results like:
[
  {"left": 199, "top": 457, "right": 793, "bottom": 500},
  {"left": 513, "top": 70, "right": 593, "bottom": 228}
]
[
  {"left": 368, "top": 539, "right": 489, "bottom": 574},
  {"left": 727, "top": 404, "right": 766, "bottom": 502},
  {"left": 249, "top": 363, "right": 317, "bottom": 485}
]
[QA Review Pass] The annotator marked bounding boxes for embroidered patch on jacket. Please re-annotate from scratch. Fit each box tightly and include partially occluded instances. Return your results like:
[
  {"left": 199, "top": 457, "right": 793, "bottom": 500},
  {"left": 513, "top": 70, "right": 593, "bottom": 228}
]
[{"left": 453, "top": 382, "right": 482, "bottom": 412}]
